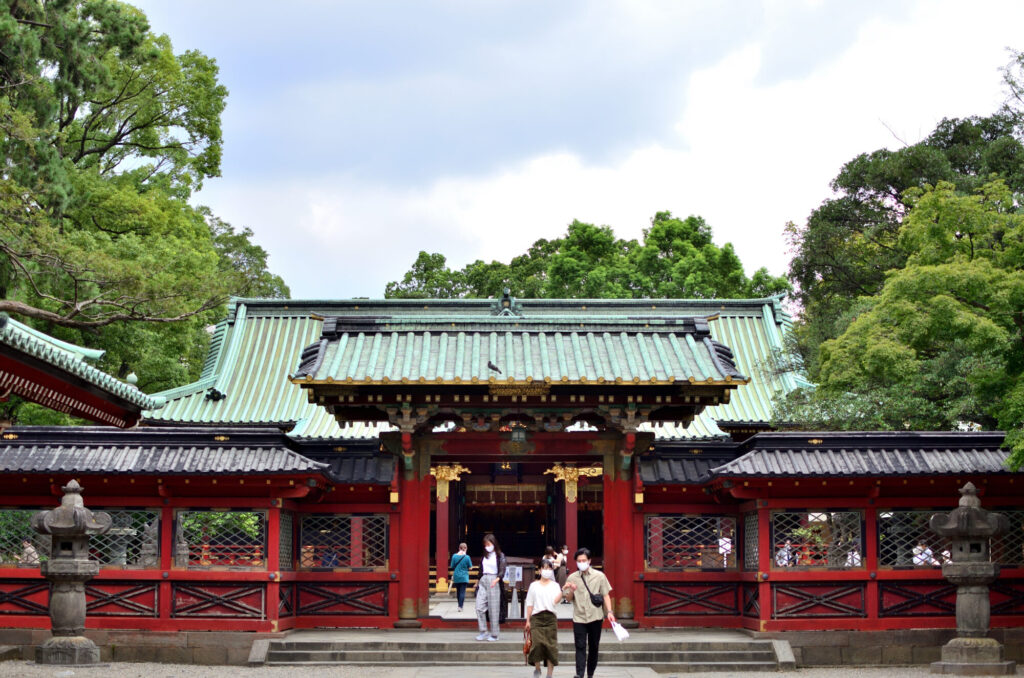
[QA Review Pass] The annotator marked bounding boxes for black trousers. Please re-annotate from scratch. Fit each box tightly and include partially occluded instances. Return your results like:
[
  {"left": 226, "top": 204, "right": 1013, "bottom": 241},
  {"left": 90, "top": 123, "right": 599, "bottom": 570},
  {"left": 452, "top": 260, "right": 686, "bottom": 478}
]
[{"left": 572, "top": 619, "right": 602, "bottom": 678}]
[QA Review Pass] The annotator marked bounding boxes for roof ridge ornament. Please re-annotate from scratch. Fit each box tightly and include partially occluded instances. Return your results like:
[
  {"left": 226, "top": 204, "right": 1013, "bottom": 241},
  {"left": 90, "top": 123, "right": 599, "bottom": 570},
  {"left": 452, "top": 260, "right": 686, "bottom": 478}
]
[{"left": 491, "top": 288, "right": 522, "bottom": 317}]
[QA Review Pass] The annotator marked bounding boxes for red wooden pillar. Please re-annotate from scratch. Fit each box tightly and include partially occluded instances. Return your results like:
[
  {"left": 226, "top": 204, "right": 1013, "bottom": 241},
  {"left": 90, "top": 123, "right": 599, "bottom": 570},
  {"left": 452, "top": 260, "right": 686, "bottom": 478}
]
[
  {"left": 603, "top": 466, "right": 638, "bottom": 626},
  {"left": 434, "top": 490, "right": 449, "bottom": 592},
  {"left": 863, "top": 505, "right": 879, "bottom": 622},
  {"left": 757, "top": 503, "right": 772, "bottom": 631},
  {"left": 266, "top": 503, "right": 281, "bottom": 632},
  {"left": 351, "top": 516, "right": 364, "bottom": 568},
  {"left": 565, "top": 492, "right": 578, "bottom": 559},
  {"left": 158, "top": 505, "right": 174, "bottom": 622},
  {"left": 395, "top": 466, "right": 431, "bottom": 626}
]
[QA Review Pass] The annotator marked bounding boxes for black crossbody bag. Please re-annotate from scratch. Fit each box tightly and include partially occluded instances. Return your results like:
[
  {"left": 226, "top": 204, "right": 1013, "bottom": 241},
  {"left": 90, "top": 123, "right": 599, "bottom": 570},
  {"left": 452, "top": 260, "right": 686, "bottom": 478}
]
[{"left": 580, "top": 572, "right": 604, "bottom": 608}]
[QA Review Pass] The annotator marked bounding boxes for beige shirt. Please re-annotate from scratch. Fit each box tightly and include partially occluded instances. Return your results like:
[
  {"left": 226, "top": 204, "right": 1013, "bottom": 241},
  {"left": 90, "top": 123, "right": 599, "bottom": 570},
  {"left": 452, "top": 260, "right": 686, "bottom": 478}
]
[{"left": 563, "top": 568, "right": 612, "bottom": 624}]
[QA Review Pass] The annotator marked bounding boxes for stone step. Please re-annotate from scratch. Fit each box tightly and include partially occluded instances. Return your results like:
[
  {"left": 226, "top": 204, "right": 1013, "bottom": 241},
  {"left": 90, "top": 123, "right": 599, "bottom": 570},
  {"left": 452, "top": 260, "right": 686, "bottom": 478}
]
[
  {"left": 266, "top": 660, "right": 780, "bottom": 672},
  {"left": 260, "top": 635, "right": 793, "bottom": 672},
  {"left": 268, "top": 640, "right": 778, "bottom": 652},
  {"left": 266, "top": 649, "right": 776, "bottom": 663}
]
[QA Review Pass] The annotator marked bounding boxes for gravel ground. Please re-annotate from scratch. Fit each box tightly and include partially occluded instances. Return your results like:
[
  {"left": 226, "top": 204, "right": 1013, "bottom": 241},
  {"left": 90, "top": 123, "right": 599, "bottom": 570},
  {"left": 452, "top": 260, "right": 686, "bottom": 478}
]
[{"left": 1, "top": 665, "right": 1024, "bottom": 678}]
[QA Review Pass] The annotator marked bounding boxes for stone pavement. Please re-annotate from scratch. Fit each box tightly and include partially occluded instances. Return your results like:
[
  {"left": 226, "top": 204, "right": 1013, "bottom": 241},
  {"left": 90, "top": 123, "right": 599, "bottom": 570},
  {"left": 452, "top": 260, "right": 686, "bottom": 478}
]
[{"left": 2, "top": 664, "right": 1023, "bottom": 677}]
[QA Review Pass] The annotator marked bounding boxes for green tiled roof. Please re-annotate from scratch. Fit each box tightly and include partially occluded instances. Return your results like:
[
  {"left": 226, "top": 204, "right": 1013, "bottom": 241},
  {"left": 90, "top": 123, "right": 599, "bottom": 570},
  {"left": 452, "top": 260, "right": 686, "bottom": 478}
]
[
  {"left": 0, "top": 314, "right": 165, "bottom": 415},
  {"left": 291, "top": 314, "right": 746, "bottom": 386},
  {"left": 147, "top": 296, "right": 806, "bottom": 441}
]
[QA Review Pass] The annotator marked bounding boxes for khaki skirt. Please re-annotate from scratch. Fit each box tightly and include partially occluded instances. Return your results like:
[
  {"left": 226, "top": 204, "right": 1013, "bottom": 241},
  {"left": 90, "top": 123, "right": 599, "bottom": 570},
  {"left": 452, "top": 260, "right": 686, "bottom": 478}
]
[{"left": 528, "top": 610, "right": 558, "bottom": 666}]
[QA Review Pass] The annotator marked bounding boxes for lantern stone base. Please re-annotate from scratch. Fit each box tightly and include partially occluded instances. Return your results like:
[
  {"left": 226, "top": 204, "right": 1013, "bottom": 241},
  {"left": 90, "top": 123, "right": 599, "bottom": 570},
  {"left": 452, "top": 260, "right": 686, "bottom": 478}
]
[
  {"left": 35, "top": 635, "right": 101, "bottom": 665},
  {"left": 931, "top": 637, "right": 1016, "bottom": 675}
]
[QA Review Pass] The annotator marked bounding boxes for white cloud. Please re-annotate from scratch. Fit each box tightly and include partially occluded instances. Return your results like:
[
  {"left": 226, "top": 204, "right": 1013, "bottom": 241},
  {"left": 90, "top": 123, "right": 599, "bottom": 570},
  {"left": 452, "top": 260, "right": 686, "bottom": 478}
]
[{"left": 195, "top": 0, "right": 1024, "bottom": 299}]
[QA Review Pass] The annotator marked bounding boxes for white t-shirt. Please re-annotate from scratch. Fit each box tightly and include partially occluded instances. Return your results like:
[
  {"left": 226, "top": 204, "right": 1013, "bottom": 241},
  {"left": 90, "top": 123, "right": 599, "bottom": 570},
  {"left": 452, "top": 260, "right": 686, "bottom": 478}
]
[
  {"left": 481, "top": 552, "right": 498, "bottom": 575},
  {"left": 525, "top": 580, "right": 561, "bottom": 615}
]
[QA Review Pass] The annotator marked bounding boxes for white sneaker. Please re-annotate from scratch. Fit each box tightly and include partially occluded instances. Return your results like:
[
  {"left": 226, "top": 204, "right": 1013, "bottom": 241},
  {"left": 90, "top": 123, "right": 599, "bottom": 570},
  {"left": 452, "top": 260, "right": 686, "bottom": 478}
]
[
  {"left": 475, "top": 632, "right": 489, "bottom": 641},
  {"left": 487, "top": 635, "right": 499, "bottom": 641}
]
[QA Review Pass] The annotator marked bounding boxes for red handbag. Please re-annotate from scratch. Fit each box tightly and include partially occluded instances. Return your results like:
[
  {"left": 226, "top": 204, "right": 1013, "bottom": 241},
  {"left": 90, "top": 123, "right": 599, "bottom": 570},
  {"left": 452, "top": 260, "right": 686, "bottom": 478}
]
[{"left": 523, "top": 625, "right": 532, "bottom": 664}]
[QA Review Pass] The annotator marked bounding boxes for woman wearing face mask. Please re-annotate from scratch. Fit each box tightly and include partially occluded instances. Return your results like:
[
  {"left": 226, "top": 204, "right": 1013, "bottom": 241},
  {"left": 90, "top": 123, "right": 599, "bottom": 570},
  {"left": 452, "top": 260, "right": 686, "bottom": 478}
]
[
  {"left": 449, "top": 542, "right": 472, "bottom": 612},
  {"left": 475, "top": 533, "right": 506, "bottom": 641},
  {"left": 524, "top": 559, "right": 562, "bottom": 678}
]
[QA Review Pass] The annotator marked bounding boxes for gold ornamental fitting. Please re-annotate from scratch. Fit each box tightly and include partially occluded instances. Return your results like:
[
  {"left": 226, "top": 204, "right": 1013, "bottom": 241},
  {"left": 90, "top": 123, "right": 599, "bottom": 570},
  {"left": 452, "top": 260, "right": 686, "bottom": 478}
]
[
  {"left": 544, "top": 463, "right": 602, "bottom": 503},
  {"left": 430, "top": 464, "right": 471, "bottom": 503}
]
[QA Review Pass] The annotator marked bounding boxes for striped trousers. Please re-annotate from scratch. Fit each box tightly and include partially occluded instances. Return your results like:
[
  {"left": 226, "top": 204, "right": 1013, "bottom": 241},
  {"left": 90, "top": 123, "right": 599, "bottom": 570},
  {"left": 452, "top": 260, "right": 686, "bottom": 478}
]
[{"left": 475, "top": 574, "right": 502, "bottom": 637}]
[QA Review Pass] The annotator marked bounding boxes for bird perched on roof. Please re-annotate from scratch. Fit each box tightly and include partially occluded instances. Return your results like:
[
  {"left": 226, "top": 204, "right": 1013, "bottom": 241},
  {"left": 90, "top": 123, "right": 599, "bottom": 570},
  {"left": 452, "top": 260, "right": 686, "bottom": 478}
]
[{"left": 487, "top": 360, "right": 502, "bottom": 374}]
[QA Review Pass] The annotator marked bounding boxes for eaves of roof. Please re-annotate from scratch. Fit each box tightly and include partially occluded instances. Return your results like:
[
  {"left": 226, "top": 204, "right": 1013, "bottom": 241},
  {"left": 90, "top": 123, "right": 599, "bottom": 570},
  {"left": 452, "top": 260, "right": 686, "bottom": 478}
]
[{"left": 0, "top": 314, "right": 165, "bottom": 412}]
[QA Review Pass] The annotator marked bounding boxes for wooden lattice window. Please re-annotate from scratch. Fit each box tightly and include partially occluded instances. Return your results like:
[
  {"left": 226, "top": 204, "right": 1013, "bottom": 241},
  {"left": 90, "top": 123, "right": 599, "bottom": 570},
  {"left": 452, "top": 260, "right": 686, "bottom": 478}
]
[
  {"left": 771, "top": 510, "right": 862, "bottom": 569},
  {"left": 645, "top": 514, "right": 737, "bottom": 571},
  {"left": 299, "top": 514, "right": 389, "bottom": 570},
  {"left": 176, "top": 510, "right": 267, "bottom": 570},
  {"left": 743, "top": 513, "right": 759, "bottom": 571}
]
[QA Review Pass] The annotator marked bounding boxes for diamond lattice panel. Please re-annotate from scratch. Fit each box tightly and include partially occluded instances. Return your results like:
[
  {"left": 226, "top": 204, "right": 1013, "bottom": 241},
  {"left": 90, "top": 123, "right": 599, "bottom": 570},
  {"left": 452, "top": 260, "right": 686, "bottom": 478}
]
[
  {"left": 177, "top": 511, "right": 267, "bottom": 569},
  {"left": 645, "top": 515, "right": 736, "bottom": 570},
  {"left": 771, "top": 511, "right": 862, "bottom": 568},
  {"left": 743, "top": 513, "right": 759, "bottom": 571}
]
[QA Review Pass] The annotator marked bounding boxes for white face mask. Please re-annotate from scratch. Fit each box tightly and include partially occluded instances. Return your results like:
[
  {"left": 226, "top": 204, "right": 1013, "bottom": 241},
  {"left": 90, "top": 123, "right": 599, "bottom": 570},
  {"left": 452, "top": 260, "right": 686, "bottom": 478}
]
[
  {"left": 562, "top": 549, "right": 568, "bottom": 554},
  {"left": 577, "top": 561, "right": 590, "bottom": 572},
  {"left": 485, "top": 545, "right": 494, "bottom": 553},
  {"left": 541, "top": 569, "right": 555, "bottom": 580}
]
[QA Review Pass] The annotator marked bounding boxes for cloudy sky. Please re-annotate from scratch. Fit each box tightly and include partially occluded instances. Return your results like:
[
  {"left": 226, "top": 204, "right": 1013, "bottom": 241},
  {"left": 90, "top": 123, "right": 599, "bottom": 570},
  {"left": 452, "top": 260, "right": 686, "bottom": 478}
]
[{"left": 134, "top": 0, "right": 1024, "bottom": 299}]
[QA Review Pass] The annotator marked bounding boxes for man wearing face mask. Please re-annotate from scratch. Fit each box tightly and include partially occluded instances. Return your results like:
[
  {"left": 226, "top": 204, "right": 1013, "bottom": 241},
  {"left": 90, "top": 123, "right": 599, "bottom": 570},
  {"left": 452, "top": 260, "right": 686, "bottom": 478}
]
[{"left": 562, "top": 547, "right": 615, "bottom": 678}]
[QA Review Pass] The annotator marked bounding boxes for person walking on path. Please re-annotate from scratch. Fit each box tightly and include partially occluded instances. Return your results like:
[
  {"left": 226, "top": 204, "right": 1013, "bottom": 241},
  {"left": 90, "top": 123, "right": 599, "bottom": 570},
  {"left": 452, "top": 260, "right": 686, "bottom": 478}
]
[
  {"left": 562, "top": 547, "right": 615, "bottom": 678},
  {"left": 449, "top": 542, "right": 472, "bottom": 612},
  {"left": 556, "top": 545, "right": 569, "bottom": 595},
  {"left": 524, "top": 559, "right": 562, "bottom": 678},
  {"left": 475, "top": 533, "right": 507, "bottom": 641}
]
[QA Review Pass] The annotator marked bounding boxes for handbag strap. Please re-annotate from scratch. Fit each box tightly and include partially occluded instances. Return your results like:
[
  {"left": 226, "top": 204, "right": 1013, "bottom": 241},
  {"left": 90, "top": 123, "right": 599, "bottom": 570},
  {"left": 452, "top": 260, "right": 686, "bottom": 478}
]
[{"left": 580, "top": 571, "right": 596, "bottom": 597}]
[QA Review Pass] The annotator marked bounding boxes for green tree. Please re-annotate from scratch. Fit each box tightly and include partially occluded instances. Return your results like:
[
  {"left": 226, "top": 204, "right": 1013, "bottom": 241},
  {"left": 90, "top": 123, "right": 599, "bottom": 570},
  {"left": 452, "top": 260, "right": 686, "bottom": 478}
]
[
  {"left": 786, "top": 113, "right": 1024, "bottom": 378},
  {"left": 0, "top": 1, "right": 289, "bottom": 422},
  {"left": 385, "top": 212, "right": 789, "bottom": 300},
  {"left": 776, "top": 180, "right": 1024, "bottom": 464}
]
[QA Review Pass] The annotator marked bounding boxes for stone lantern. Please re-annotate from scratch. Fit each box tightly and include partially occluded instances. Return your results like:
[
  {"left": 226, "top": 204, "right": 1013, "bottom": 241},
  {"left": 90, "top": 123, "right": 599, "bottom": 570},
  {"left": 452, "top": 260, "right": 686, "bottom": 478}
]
[
  {"left": 929, "top": 482, "right": 1015, "bottom": 675},
  {"left": 31, "top": 480, "right": 111, "bottom": 665}
]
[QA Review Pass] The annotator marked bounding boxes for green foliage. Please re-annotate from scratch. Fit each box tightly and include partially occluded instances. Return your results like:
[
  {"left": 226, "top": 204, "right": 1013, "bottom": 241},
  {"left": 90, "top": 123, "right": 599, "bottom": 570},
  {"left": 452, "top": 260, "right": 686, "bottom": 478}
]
[
  {"left": 786, "top": 112, "right": 1024, "bottom": 379},
  {"left": 0, "top": 1, "right": 289, "bottom": 422},
  {"left": 776, "top": 180, "right": 1024, "bottom": 464},
  {"left": 180, "top": 511, "right": 263, "bottom": 542},
  {"left": 385, "top": 212, "right": 789, "bottom": 301}
]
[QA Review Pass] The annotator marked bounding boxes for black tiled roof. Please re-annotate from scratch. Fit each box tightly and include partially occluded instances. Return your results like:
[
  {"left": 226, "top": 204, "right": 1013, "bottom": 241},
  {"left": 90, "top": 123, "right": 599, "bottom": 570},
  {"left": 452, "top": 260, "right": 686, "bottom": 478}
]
[
  {"left": 0, "top": 443, "right": 328, "bottom": 475},
  {"left": 712, "top": 447, "right": 1011, "bottom": 477},
  {"left": 316, "top": 454, "right": 395, "bottom": 485},
  {"left": 713, "top": 431, "right": 1013, "bottom": 477},
  {"left": 638, "top": 456, "right": 722, "bottom": 484},
  {"left": 0, "top": 426, "right": 327, "bottom": 476}
]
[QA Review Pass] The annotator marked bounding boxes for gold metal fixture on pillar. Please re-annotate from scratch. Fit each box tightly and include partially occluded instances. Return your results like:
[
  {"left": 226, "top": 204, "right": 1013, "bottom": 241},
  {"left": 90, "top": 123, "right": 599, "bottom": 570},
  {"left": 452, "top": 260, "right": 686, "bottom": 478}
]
[
  {"left": 544, "top": 463, "right": 602, "bottom": 503},
  {"left": 430, "top": 464, "right": 471, "bottom": 502}
]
